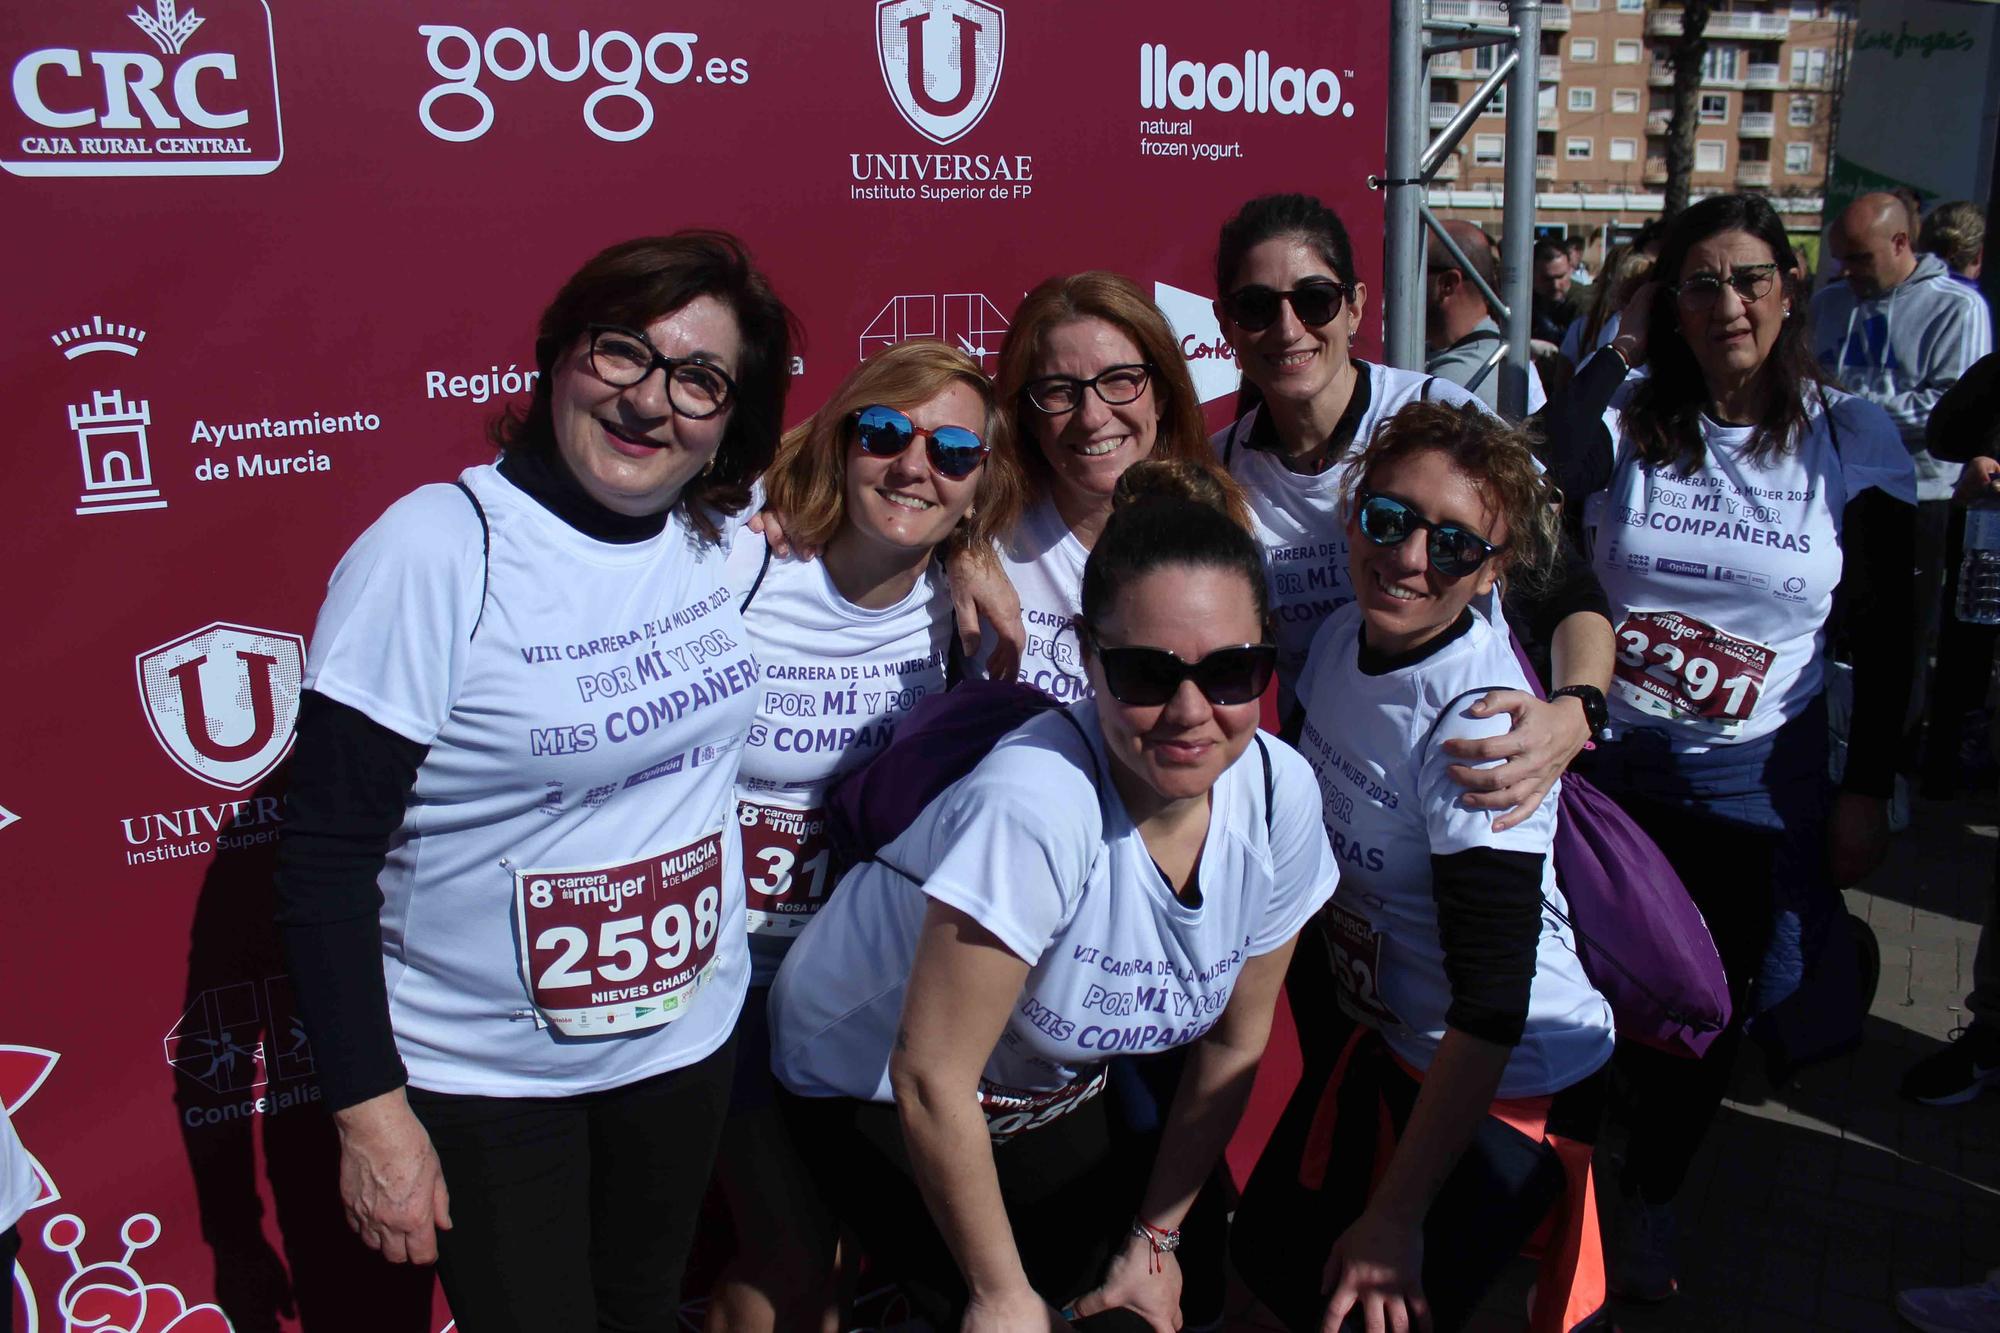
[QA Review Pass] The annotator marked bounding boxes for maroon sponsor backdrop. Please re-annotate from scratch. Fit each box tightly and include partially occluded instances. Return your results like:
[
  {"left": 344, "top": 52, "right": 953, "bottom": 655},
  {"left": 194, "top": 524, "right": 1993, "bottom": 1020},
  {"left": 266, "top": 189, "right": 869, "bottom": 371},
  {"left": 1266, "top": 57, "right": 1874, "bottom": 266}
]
[{"left": 1, "top": 2, "right": 1387, "bottom": 1326}]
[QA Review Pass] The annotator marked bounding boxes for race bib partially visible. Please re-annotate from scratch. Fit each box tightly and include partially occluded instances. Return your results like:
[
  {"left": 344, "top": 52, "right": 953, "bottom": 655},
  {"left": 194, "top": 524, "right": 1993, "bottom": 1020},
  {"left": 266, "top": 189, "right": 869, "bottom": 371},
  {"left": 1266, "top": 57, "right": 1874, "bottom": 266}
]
[
  {"left": 1322, "top": 899, "right": 1399, "bottom": 1030},
  {"left": 737, "top": 799, "right": 836, "bottom": 937},
  {"left": 513, "top": 833, "right": 724, "bottom": 1036},
  {"left": 1612, "top": 610, "right": 1775, "bottom": 737},
  {"left": 979, "top": 1066, "right": 1109, "bottom": 1143}
]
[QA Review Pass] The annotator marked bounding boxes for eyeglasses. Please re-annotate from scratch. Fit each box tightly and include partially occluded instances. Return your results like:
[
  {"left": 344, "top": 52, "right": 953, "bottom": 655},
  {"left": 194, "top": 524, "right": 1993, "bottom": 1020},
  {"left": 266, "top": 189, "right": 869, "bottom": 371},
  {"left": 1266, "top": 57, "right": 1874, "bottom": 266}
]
[
  {"left": 1220, "top": 282, "right": 1350, "bottom": 332},
  {"left": 1021, "top": 364, "right": 1154, "bottom": 415},
  {"left": 849, "top": 404, "right": 988, "bottom": 480},
  {"left": 1094, "top": 643, "right": 1278, "bottom": 708},
  {"left": 587, "top": 324, "right": 737, "bottom": 420},
  {"left": 1672, "top": 264, "right": 1780, "bottom": 312},
  {"left": 1355, "top": 491, "right": 1505, "bottom": 579}
]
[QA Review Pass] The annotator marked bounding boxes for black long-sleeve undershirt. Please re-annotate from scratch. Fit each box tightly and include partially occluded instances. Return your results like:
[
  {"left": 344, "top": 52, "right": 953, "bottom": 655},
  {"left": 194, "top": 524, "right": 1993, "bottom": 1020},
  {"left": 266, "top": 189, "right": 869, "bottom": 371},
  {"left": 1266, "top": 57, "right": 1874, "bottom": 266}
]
[
  {"left": 273, "top": 448, "right": 667, "bottom": 1112},
  {"left": 1431, "top": 847, "right": 1546, "bottom": 1047}
]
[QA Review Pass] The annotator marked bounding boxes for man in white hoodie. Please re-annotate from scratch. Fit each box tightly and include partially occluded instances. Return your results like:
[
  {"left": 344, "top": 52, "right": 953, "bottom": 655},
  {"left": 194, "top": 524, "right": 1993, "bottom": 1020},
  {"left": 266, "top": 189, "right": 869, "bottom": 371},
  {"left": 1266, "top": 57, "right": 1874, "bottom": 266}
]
[{"left": 1815, "top": 192, "right": 1994, "bottom": 742}]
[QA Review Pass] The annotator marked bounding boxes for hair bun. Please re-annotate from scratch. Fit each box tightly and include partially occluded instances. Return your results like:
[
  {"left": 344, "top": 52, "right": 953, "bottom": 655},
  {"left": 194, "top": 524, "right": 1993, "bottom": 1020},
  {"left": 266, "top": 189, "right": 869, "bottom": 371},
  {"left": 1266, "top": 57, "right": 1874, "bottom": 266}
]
[{"left": 1111, "top": 459, "right": 1230, "bottom": 516}]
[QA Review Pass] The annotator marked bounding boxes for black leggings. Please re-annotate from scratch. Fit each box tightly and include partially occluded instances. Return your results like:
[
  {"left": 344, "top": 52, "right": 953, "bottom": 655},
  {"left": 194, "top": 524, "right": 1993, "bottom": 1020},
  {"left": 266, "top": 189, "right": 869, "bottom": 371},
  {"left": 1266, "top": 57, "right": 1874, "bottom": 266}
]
[
  {"left": 778, "top": 1087, "right": 1153, "bottom": 1329},
  {"left": 406, "top": 1034, "right": 735, "bottom": 1333},
  {"left": 1234, "top": 1033, "right": 1603, "bottom": 1333},
  {"left": 1, "top": 1224, "right": 16, "bottom": 1333}
]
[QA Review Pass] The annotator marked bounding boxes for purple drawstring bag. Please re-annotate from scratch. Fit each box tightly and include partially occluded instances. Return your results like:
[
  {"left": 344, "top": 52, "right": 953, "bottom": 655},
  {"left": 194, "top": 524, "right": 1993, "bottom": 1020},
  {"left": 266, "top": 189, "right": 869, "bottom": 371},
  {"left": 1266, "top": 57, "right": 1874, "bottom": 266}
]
[{"left": 1489, "top": 638, "right": 1731, "bottom": 1057}]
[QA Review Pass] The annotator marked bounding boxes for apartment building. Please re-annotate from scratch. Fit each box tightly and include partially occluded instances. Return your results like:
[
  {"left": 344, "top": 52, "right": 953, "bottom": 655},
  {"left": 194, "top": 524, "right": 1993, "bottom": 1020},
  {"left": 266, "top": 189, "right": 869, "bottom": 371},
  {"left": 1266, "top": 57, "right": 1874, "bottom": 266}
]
[{"left": 1424, "top": 0, "right": 1849, "bottom": 252}]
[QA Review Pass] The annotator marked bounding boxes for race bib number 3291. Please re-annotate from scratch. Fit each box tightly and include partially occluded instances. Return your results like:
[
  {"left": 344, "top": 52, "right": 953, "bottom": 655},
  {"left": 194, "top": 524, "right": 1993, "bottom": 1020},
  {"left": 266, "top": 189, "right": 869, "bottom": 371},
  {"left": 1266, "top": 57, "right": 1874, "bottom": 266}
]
[
  {"left": 513, "top": 834, "right": 724, "bottom": 1036},
  {"left": 1612, "top": 610, "right": 1774, "bottom": 737}
]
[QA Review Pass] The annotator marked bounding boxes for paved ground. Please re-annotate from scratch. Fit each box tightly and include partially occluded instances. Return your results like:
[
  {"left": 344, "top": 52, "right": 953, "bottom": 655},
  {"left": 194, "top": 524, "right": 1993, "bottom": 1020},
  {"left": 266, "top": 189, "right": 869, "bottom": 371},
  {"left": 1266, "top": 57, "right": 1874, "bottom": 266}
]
[{"left": 1226, "top": 791, "right": 1999, "bottom": 1333}]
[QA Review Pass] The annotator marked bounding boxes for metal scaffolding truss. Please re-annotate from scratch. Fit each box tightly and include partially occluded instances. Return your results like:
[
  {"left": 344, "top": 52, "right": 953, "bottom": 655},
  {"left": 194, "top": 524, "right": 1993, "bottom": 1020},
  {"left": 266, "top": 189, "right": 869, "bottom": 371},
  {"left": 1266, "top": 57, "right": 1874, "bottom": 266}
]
[{"left": 1383, "top": 0, "right": 1541, "bottom": 419}]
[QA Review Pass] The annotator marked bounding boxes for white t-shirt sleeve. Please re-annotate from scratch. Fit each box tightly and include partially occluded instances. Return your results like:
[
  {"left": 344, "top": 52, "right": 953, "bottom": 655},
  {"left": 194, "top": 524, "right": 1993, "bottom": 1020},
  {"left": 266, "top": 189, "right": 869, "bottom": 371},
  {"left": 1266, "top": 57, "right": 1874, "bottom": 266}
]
[
  {"left": 1827, "top": 394, "right": 1920, "bottom": 508},
  {"left": 1418, "top": 691, "right": 1556, "bottom": 856},
  {"left": 0, "top": 1104, "right": 38, "bottom": 1232},
  {"left": 303, "top": 483, "right": 486, "bottom": 744},
  {"left": 1248, "top": 739, "right": 1340, "bottom": 955},
  {"left": 917, "top": 726, "right": 1101, "bottom": 965}
]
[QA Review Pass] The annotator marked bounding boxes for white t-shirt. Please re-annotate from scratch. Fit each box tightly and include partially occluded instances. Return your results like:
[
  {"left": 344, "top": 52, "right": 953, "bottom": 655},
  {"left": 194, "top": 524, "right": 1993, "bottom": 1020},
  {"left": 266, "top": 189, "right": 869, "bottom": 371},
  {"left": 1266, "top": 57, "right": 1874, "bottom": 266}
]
[
  {"left": 1293, "top": 606, "right": 1615, "bottom": 1098},
  {"left": 304, "top": 463, "right": 757, "bottom": 1097},
  {"left": 0, "top": 1106, "right": 37, "bottom": 1232},
  {"left": 979, "top": 495, "right": 1094, "bottom": 702},
  {"left": 1217, "top": 362, "right": 1490, "bottom": 714},
  {"left": 767, "top": 702, "right": 1338, "bottom": 1120},
  {"left": 727, "top": 531, "right": 952, "bottom": 983},
  {"left": 1583, "top": 386, "right": 1917, "bottom": 751}
]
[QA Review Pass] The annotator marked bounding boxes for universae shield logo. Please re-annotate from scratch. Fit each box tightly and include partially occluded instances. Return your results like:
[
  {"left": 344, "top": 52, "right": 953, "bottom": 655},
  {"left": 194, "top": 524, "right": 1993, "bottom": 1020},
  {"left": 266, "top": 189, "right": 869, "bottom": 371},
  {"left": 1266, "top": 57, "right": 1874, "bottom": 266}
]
[
  {"left": 875, "top": 0, "right": 1004, "bottom": 146},
  {"left": 135, "top": 621, "right": 304, "bottom": 791}
]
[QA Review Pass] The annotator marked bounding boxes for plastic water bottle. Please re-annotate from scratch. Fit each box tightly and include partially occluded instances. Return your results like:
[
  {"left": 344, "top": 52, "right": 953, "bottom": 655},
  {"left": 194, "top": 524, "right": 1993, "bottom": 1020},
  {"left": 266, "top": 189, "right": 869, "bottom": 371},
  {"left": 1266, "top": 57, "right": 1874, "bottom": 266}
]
[{"left": 1957, "top": 499, "right": 2000, "bottom": 625}]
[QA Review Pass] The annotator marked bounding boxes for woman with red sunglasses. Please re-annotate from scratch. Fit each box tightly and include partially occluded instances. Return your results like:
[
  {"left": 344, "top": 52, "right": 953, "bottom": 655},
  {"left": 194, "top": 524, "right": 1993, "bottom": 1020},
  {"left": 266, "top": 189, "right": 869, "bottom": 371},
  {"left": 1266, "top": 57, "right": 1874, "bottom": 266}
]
[
  {"left": 707, "top": 339, "right": 1027, "bottom": 1333},
  {"left": 766, "top": 461, "right": 1338, "bottom": 1332},
  {"left": 1233, "top": 402, "right": 1614, "bottom": 1333}
]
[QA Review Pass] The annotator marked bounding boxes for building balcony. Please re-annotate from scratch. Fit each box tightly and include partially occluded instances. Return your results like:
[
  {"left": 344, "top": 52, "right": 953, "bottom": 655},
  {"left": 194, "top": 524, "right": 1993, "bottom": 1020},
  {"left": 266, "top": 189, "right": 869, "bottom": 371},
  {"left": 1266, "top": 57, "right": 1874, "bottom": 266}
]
[
  {"left": 1429, "top": 0, "right": 1513, "bottom": 22},
  {"left": 1649, "top": 61, "right": 1675, "bottom": 87},
  {"left": 1431, "top": 49, "right": 1462, "bottom": 73},
  {"left": 1543, "top": 4, "right": 1571, "bottom": 30},
  {"left": 1649, "top": 59, "right": 1746, "bottom": 89},
  {"left": 1738, "top": 111, "right": 1775, "bottom": 137},
  {"left": 1431, "top": 101, "right": 1460, "bottom": 126},
  {"left": 1746, "top": 62, "right": 1783, "bottom": 88},
  {"left": 1536, "top": 153, "right": 1559, "bottom": 178},
  {"left": 1736, "top": 160, "right": 1773, "bottom": 186},
  {"left": 1647, "top": 8, "right": 1791, "bottom": 38},
  {"left": 1643, "top": 157, "right": 1669, "bottom": 185},
  {"left": 1539, "top": 105, "right": 1559, "bottom": 129},
  {"left": 1540, "top": 54, "right": 1563, "bottom": 82},
  {"left": 1432, "top": 155, "right": 1462, "bottom": 181},
  {"left": 1646, "top": 108, "right": 1672, "bottom": 132}
]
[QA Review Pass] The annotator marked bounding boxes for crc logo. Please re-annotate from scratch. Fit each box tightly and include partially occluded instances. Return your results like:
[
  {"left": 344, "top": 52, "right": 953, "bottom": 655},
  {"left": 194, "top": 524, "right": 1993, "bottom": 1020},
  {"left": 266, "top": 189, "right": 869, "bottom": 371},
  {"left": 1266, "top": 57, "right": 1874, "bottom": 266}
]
[
  {"left": 135, "top": 621, "right": 303, "bottom": 791},
  {"left": 876, "top": 0, "right": 1003, "bottom": 145},
  {"left": 3, "top": 0, "right": 283, "bottom": 177}
]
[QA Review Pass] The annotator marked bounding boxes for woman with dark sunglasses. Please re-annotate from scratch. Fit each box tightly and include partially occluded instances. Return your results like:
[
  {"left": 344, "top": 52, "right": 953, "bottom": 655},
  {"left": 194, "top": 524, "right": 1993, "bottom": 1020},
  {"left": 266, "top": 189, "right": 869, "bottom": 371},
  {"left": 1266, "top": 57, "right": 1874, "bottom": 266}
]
[
  {"left": 1554, "top": 194, "right": 1916, "bottom": 1301},
  {"left": 766, "top": 461, "right": 1338, "bottom": 1331},
  {"left": 977, "top": 271, "right": 1249, "bottom": 702},
  {"left": 706, "top": 339, "right": 1026, "bottom": 1333},
  {"left": 272, "top": 233, "right": 797, "bottom": 1329},
  {"left": 1233, "top": 401, "right": 1614, "bottom": 1333},
  {"left": 1213, "top": 192, "right": 1614, "bottom": 815}
]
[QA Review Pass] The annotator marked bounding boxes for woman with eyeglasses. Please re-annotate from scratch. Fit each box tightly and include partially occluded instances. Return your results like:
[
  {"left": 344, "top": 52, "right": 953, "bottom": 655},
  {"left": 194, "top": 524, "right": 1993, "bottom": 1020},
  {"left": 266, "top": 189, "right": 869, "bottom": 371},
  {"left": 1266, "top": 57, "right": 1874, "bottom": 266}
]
[
  {"left": 705, "top": 340, "right": 1026, "bottom": 1333},
  {"left": 977, "top": 271, "right": 1248, "bottom": 702},
  {"left": 1560, "top": 194, "right": 1915, "bottom": 1301},
  {"left": 274, "top": 233, "right": 797, "bottom": 1330},
  {"left": 766, "top": 461, "right": 1338, "bottom": 1331},
  {"left": 1232, "top": 402, "right": 1614, "bottom": 1333}
]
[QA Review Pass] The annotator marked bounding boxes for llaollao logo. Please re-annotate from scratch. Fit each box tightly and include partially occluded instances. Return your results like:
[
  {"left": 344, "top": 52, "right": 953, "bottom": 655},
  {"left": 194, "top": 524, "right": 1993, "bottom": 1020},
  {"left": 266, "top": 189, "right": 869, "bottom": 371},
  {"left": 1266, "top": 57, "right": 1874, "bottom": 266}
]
[
  {"left": 3, "top": 0, "right": 283, "bottom": 177},
  {"left": 875, "top": 0, "right": 1003, "bottom": 145},
  {"left": 134, "top": 621, "right": 303, "bottom": 791}
]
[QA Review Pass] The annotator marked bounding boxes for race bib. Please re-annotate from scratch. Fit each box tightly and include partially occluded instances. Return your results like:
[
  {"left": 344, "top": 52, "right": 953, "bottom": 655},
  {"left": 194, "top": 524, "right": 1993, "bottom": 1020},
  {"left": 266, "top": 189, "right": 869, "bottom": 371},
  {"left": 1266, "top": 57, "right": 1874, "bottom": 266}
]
[
  {"left": 1321, "top": 899, "right": 1399, "bottom": 1030},
  {"left": 513, "top": 833, "right": 724, "bottom": 1036},
  {"left": 1612, "top": 610, "right": 1775, "bottom": 737},
  {"left": 737, "top": 799, "right": 836, "bottom": 937},
  {"left": 979, "top": 1066, "right": 1109, "bottom": 1143}
]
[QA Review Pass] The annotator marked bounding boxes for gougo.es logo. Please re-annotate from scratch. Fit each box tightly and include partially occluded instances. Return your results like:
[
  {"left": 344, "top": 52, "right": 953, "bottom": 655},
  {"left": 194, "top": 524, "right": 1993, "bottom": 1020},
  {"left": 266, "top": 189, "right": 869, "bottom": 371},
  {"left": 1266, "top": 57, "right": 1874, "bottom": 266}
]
[{"left": 417, "top": 24, "right": 751, "bottom": 143}]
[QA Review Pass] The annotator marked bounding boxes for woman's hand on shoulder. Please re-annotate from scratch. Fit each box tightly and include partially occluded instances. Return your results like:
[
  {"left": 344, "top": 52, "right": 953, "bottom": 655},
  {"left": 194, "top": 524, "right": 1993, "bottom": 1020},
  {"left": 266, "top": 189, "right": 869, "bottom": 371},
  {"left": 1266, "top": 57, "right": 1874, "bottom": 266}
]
[
  {"left": 1321, "top": 1208, "right": 1431, "bottom": 1333},
  {"left": 960, "top": 1285, "right": 1075, "bottom": 1333},
  {"left": 947, "top": 542, "right": 1026, "bottom": 681},
  {"left": 1069, "top": 1232, "right": 1183, "bottom": 1333},
  {"left": 1441, "top": 691, "right": 1591, "bottom": 831},
  {"left": 749, "top": 507, "right": 818, "bottom": 561},
  {"left": 331, "top": 1087, "right": 452, "bottom": 1264}
]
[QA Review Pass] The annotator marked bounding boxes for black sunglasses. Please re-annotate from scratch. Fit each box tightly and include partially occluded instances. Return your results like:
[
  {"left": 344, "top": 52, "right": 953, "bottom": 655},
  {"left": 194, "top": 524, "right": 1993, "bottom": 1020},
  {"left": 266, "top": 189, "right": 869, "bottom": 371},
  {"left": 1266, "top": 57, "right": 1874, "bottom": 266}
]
[
  {"left": 1094, "top": 643, "right": 1277, "bottom": 708},
  {"left": 1355, "top": 491, "right": 1504, "bottom": 579},
  {"left": 1221, "top": 282, "right": 1350, "bottom": 332},
  {"left": 850, "top": 404, "right": 988, "bottom": 480}
]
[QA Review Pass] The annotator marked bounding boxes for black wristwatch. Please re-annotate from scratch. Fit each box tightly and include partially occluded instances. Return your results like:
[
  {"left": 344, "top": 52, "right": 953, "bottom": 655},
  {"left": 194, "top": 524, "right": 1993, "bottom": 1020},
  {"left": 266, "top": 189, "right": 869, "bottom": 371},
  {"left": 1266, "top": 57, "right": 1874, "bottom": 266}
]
[{"left": 1550, "top": 684, "right": 1610, "bottom": 743}]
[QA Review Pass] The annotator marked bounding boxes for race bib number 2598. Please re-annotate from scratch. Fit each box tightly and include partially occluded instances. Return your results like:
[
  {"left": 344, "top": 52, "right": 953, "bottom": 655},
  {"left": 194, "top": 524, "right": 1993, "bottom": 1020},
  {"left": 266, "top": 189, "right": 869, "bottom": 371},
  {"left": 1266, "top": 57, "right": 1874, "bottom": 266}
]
[
  {"left": 1612, "top": 610, "right": 1774, "bottom": 736},
  {"left": 513, "top": 833, "right": 724, "bottom": 1036}
]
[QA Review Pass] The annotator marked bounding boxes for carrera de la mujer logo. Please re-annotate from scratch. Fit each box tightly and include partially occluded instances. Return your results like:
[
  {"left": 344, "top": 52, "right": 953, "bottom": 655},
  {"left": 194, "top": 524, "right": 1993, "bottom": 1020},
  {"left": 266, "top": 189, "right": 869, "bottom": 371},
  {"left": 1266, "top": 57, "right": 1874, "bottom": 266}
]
[
  {"left": 2, "top": 0, "right": 283, "bottom": 177},
  {"left": 875, "top": 0, "right": 1003, "bottom": 145},
  {"left": 135, "top": 621, "right": 303, "bottom": 791}
]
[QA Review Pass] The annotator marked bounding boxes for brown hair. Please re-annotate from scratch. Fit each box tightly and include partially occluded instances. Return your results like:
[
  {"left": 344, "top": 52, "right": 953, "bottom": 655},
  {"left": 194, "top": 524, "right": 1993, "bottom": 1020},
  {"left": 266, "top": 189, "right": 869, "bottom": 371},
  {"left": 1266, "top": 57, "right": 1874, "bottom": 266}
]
[
  {"left": 1579, "top": 242, "right": 1654, "bottom": 350},
  {"left": 764, "top": 340, "right": 1026, "bottom": 554},
  {"left": 1342, "top": 401, "right": 1561, "bottom": 597},
  {"left": 991, "top": 271, "right": 1248, "bottom": 529},
  {"left": 492, "top": 231, "right": 801, "bottom": 542},
  {"left": 1920, "top": 200, "right": 1985, "bottom": 275},
  {"left": 1080, "top": 460, "right": 1269, "bottom": 636}
]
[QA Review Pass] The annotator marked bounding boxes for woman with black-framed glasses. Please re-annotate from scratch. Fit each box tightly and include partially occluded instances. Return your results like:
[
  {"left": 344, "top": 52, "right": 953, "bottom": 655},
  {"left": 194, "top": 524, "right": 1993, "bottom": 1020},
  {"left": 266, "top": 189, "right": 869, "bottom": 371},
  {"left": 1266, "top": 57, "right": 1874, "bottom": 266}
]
[
  {"left": 1553, "top": 193, "right": 1917, "bottom": 1301},
  {"left": 1233, "top": 401, "right": 1614, "bottom": 1333},
  {"left": 766, "top": 460, "right": 1338, "bottom": 1330},
  {"left": 705, "top": 339, "right": 1028, "bottom": 1333},
  {"left": 274, "top": 232, "right": 798, "bottom": 1330}
]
